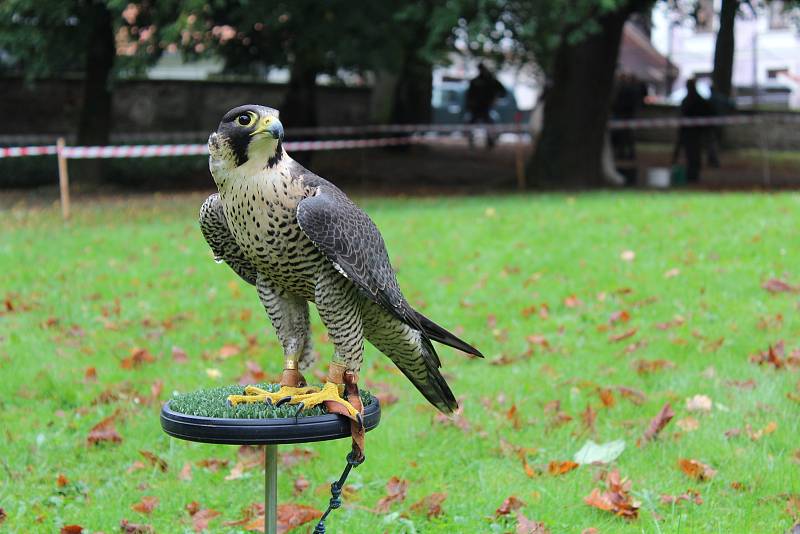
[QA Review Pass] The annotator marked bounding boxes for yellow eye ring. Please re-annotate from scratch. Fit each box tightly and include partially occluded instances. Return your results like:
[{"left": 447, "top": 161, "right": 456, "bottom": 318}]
[{"left": 236, "top": 113, "right": 254, "bottom": 126}]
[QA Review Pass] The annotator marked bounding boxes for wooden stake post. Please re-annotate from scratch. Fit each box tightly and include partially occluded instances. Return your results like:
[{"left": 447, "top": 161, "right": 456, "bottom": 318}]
[{"left": 56, "top": 137, "right": 70, "bottom": 220}]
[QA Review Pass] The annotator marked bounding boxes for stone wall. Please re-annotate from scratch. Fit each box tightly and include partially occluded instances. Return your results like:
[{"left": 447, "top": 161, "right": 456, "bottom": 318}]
[{"left": 0, "top": 78, "right": 372, "bottom": 137}]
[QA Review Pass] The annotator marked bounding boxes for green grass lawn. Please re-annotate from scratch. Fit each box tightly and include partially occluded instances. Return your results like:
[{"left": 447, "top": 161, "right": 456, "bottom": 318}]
[{"left": 1, "top": 191, "right": 799, "bottom": 533}]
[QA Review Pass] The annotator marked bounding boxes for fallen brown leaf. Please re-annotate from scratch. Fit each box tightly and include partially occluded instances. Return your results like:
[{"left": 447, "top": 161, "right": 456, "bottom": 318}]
[
  {"left": 223, "top": 503, "right": 265, "bottom": 528},
  {"left": 121, "top": 347, "right": 156, "bottom": 369},
  {"left": 660, "top": 489, "right": 703, "bottom": 505},
  {"left": 279, "top": 448, "right": 317, "bottom": 469},
  {"left": 0, "top": 507, "right": 6, "bottom": 525},
  {"left": 87, "top": 409, "right": 123, "bottom": 445},
  {"left": 196, "top": 458, "right": 229, "bottom": 472},
  {"left": 609, "top": 328, "right": 637, "bottom": 343},
  {"left": 172, "top": 346, "right": 189, "bottom": 363},
  {"left": 640, "top": 403, "right": 675, "bottom": 445},
  {"left": 617, "top": 386, "right": 647, "bottom": 405},
  {"left": 277, "top": 503, "right": 322, "bottom": 534},
  {"left": 516, "top": 512, "right": 550, "bottom": 534},
  {"left": 60, "top": 526, "right": 83, "bottom": 534},
  {"left": 583, "top": 469, "right": 640, "bottom": 519},
  {"left": 598, "top": 388, "right": 616, "bottom": 408},
  {"left": 676, "top": 417, "right": 700, "bottom": 432},
  {"left": 633, "top": 359, "right": 675, "bottom": 375},
  {"left": 548, "top": 460, "right": 579, "bottom": 476},
  {"left": 293, "top": 475, "right": 310, "bottom": 496},
  {"left": 762, "top": 278, "right": 799, "bottom": 293},
  {"left": 374, "top": 476, "right": 409, "bottom": 513},
  {"left": 84, "top": 367, "right": 97, "bottom": 383},
  {"left": 178, "top": 462, "right": 193, "bottom": 481},
  {"left": 749, "top": 341, "right": 786, "bottom": 369},
  {"left": 686, "top": 395, "right": 712, "bottom": 413},
  {"left": 57, "top": 473, "right": 69, "bottom": 487},
  {"left": 410, "top": 492, "right": 447, "bottom": 518},
  {"left": 218, "top": 344, "right": 241, "bottom": 359},
  {"left": 237, "top": 360, "right": 266, "bottom": 385},
  {"left": 188, "top": 507, "right": 220, "bottom": 532},
  {"left": 120, "top": 519, "right": 155, "bottom": 533},
  {"left": 678, "top": 459, "right": 717, "bottom": 481},
  {"left": 226, "top": 445, "right": 265, "bottom": 480},
  {"left": 139, "top": 450, "right": 168, "bottom": 472},
  {"left": 131, "top": 496, "right": 159, "bottom": 514},
  {"left": 496, "top": 495, "right": 525, "bottom": 517}
]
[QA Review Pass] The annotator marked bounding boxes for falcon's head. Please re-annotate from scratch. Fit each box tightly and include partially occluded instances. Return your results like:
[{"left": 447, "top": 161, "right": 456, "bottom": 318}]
[{"left": 208, "top": 105, "right": 285, "bottom": 172}]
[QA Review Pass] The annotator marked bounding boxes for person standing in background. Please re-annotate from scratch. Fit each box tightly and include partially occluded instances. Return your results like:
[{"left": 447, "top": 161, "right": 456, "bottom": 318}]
[
  {"left": 466, "top": 63, "right": 507, "bottom": 149},
  {"left": 673, "top": 79, "right": 714, "bottom": 183}
]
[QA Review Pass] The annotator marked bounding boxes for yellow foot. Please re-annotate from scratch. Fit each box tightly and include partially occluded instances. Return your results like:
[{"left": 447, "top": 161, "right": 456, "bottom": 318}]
[
  {"left": 227, "top": 385, "right": 320, "bottom": 407},
  {"left": 288, "top": 382, "right": 362, "bottom": 424}
]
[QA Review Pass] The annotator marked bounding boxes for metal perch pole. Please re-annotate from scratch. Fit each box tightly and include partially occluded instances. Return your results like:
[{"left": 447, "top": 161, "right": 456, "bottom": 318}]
[{"left": 266, "top": 444, "right": 278, "bottom": 534}]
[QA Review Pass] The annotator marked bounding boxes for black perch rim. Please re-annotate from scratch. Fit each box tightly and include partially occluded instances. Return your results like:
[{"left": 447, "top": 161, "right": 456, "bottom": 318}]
[{"left": 161, "top": 399, "right": 381, "bottom": 445}]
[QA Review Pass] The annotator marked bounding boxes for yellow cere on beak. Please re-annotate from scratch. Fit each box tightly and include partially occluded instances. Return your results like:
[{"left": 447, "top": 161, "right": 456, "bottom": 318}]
[{"left": 251, "top": 116, "right": 273, "bottom": 137}]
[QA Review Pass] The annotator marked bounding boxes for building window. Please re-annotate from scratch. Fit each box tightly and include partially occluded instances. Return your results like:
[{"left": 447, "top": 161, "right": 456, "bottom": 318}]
[
  {"left": 694, "top": 0, "right": 714, "bottom": 32},
  {"left": 767, "top": 68, "right": 789, "bottom": 79},
  {"left": 769, "top": 1, "right": 790, "bottom": 30}
]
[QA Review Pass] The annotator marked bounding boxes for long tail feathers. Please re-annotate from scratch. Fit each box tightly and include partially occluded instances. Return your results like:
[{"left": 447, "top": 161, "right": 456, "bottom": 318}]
[
  {"left": 414, "top": 311, "right": 484, "bottom": 358},
  {"left": 399, "top": 337, "right": 458, "bottom": 414}
]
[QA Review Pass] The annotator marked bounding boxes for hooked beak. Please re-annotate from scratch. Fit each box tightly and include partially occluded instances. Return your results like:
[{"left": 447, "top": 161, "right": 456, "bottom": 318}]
[{"left": 251, "top": 116, "right": 284, "bottom": 141}]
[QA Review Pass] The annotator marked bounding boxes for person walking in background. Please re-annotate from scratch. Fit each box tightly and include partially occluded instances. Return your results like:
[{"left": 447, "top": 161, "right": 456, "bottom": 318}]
[
  {"left": 673, "top": 79, "right": 714, "bottom": 183},
  {"left": 611, "top": 72, "right": 645, "bottom": 161},
  {"left": 465, "top": 63, "right": 507, "bottom": 149}
]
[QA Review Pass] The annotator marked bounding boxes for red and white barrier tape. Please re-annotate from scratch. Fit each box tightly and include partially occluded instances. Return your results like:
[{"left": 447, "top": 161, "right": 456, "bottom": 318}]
[
  {"left": 0, "top": 136, "right": 422, "bottom": 159},
  {"left": 0, "top": 145, "right": 58, "bottom": 158},
  {"left": 1, "top": 113, "right": 797, "bottom": 159}
]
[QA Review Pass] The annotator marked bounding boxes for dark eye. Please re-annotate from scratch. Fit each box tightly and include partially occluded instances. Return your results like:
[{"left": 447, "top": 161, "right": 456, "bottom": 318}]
[{"left": 236, "top": 114, "right": 252, "bottom": 126}]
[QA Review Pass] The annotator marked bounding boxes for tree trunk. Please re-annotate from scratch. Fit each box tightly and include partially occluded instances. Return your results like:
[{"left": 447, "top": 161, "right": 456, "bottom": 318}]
[
  {"left": 390, "top": 56, "right": 432, "bottom": 125},
  {"left": 529, "top": 5, "right": 641, "bottom": 187},
  {"left": 76, "top": 0, "right": 115, "bottom": 185},
  {"left": 282, "top": 62, "right": 319, "bottom": 129},
  {"left": 281, "top": 62, "right": 319, "bottom": 166},
  {"left": 712, "top": 0, "right": 737, "bottom": 98}
]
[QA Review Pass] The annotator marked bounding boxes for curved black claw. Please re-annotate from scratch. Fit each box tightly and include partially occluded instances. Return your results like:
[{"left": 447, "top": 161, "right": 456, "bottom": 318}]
[
  {"left": 274, "top": 396, "right": 292, "bottom": 407},
  {"left": 293, "top": 402, "right": 305, "bottom": 417}
]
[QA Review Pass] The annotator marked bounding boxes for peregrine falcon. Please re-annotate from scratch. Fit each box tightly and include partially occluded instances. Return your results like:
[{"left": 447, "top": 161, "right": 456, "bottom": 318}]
[{"left": 200, "top": 104, "right": 482, "bottom": 430}]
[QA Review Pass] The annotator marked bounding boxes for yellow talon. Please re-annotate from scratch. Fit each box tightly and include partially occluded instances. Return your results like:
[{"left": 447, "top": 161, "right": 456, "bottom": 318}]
[
  {"left": 227, "top": 385, "right": 320, "bottom": 407},
  {"left": 288, "top": 382, "right": 361, "bottom": 420}
]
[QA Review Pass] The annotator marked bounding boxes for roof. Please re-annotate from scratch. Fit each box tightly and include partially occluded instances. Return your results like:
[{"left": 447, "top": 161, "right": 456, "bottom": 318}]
[{"left": 619, "top": 22, "right": 679, "bottom": 84}]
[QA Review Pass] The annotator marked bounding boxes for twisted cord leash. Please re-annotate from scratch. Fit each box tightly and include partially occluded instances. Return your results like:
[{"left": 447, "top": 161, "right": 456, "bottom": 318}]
[{"left": 313, "top": 450, "right": 365, "bottom": 533}]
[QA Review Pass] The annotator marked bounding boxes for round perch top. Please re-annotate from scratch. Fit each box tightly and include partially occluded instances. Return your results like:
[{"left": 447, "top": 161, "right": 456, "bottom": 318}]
[{"left": 160, "top": 383, "right": 380, "bottom": 445}]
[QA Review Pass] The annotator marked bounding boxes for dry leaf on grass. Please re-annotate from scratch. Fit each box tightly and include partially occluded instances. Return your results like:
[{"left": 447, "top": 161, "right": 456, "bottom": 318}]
[
  {"left": 609, "top": 328, "right": 637, "bottom": 343},
  {"left": 218, "top": 344, "right": 241, "bottom": 359},
  {"left": 548, "top": 460, "right": 580, "bottom": 476},
  {"left": 196, "top": 458, "right": 229, "bottom": 472},
  {"left": 584, "top": 469, "right": 640, "bottom": 519},
  {"left": 277, "top": 503, "right": 322, "bottom": 533},
  {"left": 640, "top": 403, "right": 674, "bottom": 445},
  {"left": 186, "top": 505, "right": 220, "bottom": 532},
  {"left": 496, "top": 495, "right": 525, "bottom": 517},
  {"left": 121, "top": 347, "right": 156, "bottom": 369},
  {"left": 762, "top": 278, "right": 799, "bottom": 293},
  {"left": 178, "top": 462, "right": 193, "bottom": 481},
  {"left": 87, "top": 409, "right": 123, "bottom": 445},
  {"left": 131, "top": 496, "right": 159, "bottom": 514},
  {"left": 279, "top": 448, "right": 317, "bottom": 469},
  {"left": 410, "top": 492, "right": 447, "bottom": 518},
  {"left": 223, "top": 503, "right": 264, "bottom": 528},
  {"left": 374, "top": 476, "right": 409, "bottom": 513},
  {"left": 139, "top": 450, "right": 168, "bottom": 472},
  {"left": 633, "top": 359, "right": 675, "bottom": 374},
  {"left": 172, "top": 346, "right": 189, "bottom": 363},
  {"left": 60, "top": 526, "right": 83, "bottom": 534},
  {"left": 516, "top": 513, "right": 551, "bottom": 534},
  {"left": 749, "top": 341, "right": 786, "bottom": 369},
  {"left": 120, "top": 519, "right": 155, "bottom": 533},
  {"left": 678, "top": 459, "right": 717, "bottom": 481},
  {"left": 226, "top": 445, "right": 265, "bottom": 480},
  {"left": 676, "top": 417, "right": 700, "bottom": 432},
  {"left": 660, "top": 489, "right": 703, "bottom": 505},
  {"left": 686, "top": 395, "right": 712, "bottom": 413}
]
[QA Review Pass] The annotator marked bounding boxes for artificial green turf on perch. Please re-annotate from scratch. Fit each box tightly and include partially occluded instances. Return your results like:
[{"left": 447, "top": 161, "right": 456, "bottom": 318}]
[{"left": 169, "top": 383, "right": 375, "bottom": 419}]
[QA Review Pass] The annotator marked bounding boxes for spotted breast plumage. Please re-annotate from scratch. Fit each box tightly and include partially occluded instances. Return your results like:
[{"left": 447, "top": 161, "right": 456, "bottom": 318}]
[{"left": 200, "top": 104, "right": 483, "bottom": 435}]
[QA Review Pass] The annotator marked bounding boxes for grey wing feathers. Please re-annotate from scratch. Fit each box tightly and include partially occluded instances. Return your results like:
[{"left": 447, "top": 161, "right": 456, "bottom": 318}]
[
  {"left": 199, "top": 193, "right": 258, "bottom": 285},
  {"left": 295, "top": 182, "right": 420, "bottom": 329}
]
